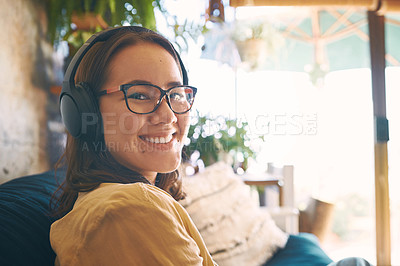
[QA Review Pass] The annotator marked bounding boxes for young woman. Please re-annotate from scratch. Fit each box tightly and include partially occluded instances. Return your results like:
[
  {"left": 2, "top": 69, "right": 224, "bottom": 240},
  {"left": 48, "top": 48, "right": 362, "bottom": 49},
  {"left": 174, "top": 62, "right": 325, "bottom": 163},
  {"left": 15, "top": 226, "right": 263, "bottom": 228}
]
[{"left": 50, "top": 26, "right": 215, "bottom": 265}]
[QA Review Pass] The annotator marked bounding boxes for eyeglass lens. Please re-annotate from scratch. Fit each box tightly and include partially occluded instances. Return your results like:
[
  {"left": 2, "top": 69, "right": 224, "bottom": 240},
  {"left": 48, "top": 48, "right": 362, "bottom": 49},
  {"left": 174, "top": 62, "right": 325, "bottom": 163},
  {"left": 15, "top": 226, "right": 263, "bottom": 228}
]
[{"left": 124, "top": 84, "right": 195, "bottom": 114}]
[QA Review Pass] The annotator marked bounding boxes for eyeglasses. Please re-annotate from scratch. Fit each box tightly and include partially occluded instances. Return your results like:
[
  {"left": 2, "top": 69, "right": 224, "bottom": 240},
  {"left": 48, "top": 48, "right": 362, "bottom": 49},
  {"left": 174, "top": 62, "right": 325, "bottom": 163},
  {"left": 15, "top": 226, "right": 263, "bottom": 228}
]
[{"left": 97, "top": 83, "right": 197, "bottom": 114}]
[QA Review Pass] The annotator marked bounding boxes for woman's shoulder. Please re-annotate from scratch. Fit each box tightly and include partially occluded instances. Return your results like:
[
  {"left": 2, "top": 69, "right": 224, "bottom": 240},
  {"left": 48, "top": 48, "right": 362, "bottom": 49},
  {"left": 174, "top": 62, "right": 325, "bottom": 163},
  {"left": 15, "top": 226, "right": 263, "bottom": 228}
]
[
  {"left": 75, "top": 182, "right": 177, "bottom": 212},
  {"left": 72, "top": 183, "right": 180, "bottom": 219},
  {"left": 51, "top": 183, "right": 214, "bottom": 266},
  {"left": 52, "top": 182, "right": 185, "bottom": 235}
]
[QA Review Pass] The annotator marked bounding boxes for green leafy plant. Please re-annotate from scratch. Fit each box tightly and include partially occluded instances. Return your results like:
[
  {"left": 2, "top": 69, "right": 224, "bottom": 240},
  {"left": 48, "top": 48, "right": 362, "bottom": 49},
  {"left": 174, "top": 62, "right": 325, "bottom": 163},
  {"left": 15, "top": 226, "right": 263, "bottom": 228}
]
[
  {"left": 183, "top": 112, "right": 261, "bottom": 171},
  {"left": 43, "top": 0, "right": 160, "bottom": 45}
]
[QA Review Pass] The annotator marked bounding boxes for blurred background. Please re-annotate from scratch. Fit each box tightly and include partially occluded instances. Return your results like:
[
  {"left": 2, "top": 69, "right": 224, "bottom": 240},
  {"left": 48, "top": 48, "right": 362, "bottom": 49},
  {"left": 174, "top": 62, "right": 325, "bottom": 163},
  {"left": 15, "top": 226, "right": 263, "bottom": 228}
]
[{"left": 0, "top": 0, "right": 399, "bottom": 264}]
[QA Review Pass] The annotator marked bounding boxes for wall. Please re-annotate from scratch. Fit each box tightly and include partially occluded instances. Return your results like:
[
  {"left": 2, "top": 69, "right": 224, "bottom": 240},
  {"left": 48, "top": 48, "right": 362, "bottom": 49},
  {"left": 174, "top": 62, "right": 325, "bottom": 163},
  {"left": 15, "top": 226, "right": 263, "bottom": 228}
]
[{"left": 0, "top": 0, "right": 52, "bottom": 183}]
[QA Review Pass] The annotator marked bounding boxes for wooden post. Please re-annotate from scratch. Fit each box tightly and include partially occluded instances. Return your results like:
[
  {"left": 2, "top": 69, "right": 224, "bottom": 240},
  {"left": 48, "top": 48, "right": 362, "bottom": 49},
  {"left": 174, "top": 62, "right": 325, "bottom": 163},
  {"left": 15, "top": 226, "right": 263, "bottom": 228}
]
[
  {"left": 367, "top": 11, "right": 391, "bottom": 266},
  {"left": 299, "top": 198, "right": 335, "bottom": 242}
]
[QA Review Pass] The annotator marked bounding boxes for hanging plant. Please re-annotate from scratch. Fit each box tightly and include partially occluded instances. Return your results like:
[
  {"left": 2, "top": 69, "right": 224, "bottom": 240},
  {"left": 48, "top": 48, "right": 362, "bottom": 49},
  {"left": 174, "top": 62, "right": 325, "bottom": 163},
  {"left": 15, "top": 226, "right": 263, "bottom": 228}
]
[
  {"left": 232, "top": 19, "right": 285, "bottom": 70},
  {"left": 201, "top": 19, "right": 284, "bottom": 70},
  {"left": 43, "top": 0, "right": 161, "bottom": 48}
]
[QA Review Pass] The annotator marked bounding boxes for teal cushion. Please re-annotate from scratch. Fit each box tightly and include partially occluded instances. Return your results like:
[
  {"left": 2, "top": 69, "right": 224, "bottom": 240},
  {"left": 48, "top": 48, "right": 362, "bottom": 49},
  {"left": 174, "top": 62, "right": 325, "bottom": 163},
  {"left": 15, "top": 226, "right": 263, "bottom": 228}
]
[
  {"left": 0, "top": 171, "right": 64, "bottom": 266},
  {"left": 265, "top": 233, "right": 333, "bottom": 266}
]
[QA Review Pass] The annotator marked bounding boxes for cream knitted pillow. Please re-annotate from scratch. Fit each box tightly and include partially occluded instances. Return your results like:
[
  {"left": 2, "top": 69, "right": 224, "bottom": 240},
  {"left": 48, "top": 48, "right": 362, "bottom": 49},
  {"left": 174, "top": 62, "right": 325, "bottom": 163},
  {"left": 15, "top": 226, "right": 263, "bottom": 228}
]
[{"left": 180, "top": 162, "right": 288, "bottom": 266}]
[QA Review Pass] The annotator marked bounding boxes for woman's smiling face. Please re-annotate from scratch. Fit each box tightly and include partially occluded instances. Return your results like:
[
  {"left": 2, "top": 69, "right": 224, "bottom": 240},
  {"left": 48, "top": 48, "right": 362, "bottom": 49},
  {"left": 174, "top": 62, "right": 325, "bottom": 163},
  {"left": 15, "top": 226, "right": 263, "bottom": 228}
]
[{"left": 98, "top": 42, "right": 190, "bottom": 182}]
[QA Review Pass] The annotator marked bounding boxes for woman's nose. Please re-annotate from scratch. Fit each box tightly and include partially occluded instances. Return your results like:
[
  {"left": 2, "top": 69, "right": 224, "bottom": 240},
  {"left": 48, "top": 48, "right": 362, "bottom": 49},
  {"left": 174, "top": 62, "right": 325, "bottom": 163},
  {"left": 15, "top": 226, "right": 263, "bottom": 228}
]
[{"left": 150, "top": 97, "right": 178, "bottom": 124}]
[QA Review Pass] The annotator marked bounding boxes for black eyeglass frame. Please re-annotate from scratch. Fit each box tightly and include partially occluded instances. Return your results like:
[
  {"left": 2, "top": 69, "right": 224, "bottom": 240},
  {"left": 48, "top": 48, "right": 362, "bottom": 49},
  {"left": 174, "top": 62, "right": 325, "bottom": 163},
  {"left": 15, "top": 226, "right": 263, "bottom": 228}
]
[{"left": 97, "top": 83, "right": 197, "bottom": 115}]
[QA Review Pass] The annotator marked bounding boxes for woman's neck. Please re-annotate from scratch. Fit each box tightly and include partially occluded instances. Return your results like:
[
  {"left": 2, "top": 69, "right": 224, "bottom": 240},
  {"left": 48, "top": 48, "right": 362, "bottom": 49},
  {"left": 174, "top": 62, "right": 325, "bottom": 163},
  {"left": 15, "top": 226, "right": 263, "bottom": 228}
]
[{"left": 142, "top": 172, "right": 157, "bottom": 185}]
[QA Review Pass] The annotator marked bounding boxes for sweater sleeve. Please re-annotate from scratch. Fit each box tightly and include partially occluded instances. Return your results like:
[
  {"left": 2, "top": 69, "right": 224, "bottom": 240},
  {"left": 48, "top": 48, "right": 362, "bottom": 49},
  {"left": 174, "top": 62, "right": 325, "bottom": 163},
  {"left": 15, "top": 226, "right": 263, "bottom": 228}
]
[{"left": 50, "top": 183, "right": 216, "bottom": 266}]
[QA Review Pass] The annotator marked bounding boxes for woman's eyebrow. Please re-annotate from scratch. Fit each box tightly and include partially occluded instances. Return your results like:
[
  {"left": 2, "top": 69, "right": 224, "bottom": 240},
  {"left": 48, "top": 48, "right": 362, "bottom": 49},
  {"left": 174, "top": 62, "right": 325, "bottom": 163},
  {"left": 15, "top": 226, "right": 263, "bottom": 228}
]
[
  {"left": 167, "top": 81, "right": 183, "bottom": 87},
  {"left": 125, "top": 79, "right": 151, "bottom": 85},
  {"left": 125, "top": 80, "right": 183, "bottom": 87}
]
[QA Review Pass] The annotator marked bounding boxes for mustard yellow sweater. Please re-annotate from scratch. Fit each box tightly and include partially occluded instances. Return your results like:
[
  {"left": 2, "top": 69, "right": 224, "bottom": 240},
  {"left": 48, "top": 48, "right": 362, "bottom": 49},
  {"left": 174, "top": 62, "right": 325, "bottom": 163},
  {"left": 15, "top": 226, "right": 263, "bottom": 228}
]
[{"left": 50, "top": 182, "right": 216, "bottom": 266}]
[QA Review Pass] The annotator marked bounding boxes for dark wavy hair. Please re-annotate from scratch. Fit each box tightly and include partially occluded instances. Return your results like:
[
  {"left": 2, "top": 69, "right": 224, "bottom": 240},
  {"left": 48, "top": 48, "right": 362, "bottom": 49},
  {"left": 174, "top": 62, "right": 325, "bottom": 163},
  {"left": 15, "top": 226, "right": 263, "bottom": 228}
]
[{"left": 51, "top": 28, "right": 186, "bottom": 218}]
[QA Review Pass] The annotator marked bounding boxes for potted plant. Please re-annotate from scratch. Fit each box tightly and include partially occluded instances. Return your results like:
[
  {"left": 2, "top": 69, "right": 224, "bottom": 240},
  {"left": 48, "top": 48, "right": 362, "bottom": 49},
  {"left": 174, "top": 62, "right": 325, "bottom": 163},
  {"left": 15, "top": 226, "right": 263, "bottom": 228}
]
[
  {"left": 43, "top": 0, "right": 160, "bottom": 50},
  {"left": 183, "top": 112, "right": 262, "bottom": 173},
  {"left": 232, "top": 19, "right": 284, "bottom": 70},
  {"left": 201, "top": 19, "right": 284, "bottom": 70}
]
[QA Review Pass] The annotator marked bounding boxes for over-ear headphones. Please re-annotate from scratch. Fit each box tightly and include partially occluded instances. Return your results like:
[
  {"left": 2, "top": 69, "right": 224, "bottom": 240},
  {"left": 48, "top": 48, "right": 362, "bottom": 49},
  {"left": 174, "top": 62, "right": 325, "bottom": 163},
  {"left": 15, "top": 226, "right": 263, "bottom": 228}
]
[{"left": 59, "top": 26, "right": 188, "bottom": 140}]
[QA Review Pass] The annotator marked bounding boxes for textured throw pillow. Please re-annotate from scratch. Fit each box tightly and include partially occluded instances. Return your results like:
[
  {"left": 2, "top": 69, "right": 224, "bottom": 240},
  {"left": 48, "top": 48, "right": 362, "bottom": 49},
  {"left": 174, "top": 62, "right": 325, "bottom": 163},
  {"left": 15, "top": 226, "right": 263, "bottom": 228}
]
[{"left": 180, "top": 162, "right": 288, "bottom": 266}]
